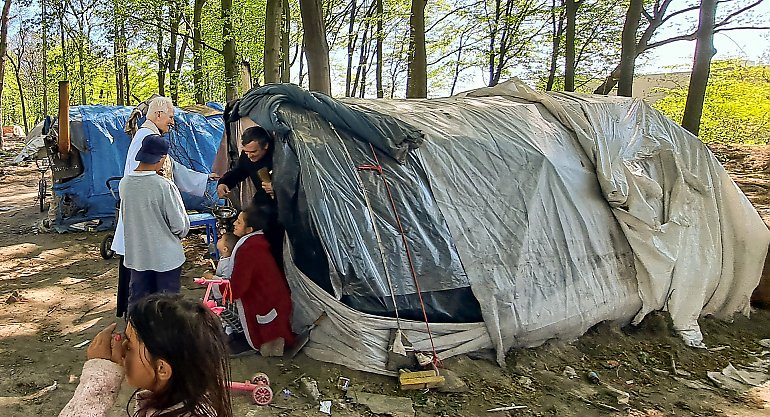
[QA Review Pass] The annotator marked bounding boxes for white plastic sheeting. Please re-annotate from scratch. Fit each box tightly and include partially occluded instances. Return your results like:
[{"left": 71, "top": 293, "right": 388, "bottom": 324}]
[{"left": 286, "top": 80, "right": 769, "bottom": 374}]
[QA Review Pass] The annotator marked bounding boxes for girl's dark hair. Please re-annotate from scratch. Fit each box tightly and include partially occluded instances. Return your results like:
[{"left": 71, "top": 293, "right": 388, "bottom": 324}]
[
  {"left": 128, "top": 294, "right": 232, "bottom": 417},
  {"left": 241, "top": 126, "right": 272, "bottom": 148},
  {"left": 242, "top": 204, "right": 273, "bottom": 233}
]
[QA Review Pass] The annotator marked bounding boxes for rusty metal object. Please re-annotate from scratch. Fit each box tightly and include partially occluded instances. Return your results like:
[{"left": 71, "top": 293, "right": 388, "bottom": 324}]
[{"left": 57, "top": 81, "right": 71, "bottom": 159}]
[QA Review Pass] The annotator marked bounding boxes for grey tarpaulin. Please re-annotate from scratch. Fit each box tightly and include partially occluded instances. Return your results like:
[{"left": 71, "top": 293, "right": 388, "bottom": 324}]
[
  {"left": 231, "top": 83, "right": 423, "bottom": 163},
  {"left": 227, "top": 80, "right": 769, "bottom": 374}
]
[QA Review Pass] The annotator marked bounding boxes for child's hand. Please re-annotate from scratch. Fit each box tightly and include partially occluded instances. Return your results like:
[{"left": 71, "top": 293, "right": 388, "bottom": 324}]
[{"left": 87, "top": 323, "right": 124, "bottom": 365}]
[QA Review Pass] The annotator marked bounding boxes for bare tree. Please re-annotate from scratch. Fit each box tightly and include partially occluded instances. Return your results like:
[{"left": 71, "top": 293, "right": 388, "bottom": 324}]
[
  {"left": 193, "top": 0, "right": 206, "bottom": 103},
  {"left": 617, "top": 0, "right": 642, "bottom": 96},
  {"left": 406, "top": 0, "right": 427, "bottom": 97},
  {"left": 223, "top": 0, "right": 238, "bottom": 100},
  {"left": 264, "top": 0, "right": 283, "bottom": 83},
  {"left": 564, "top": 0, "right": 582, "bottom": 91},
  {"left": 375, "top": 0, "right": 383, "bottom": 97},
  {"left": 545, "top": 0, "right": 564, "bottom": 91},
  {"left": 42, "top": 0, "right": 49, "bottom": 114},
  {"left": 595, "top": 0, "right": 769, "bottom": 95},
  {"left": 6, "top": 33, "right": 29, "bottom": 133},
  {"left": 300, "top": 0, "right": 331, "bottom": 94},
  {"left": 0, "top": 0, "right": 12, "bottom": 139},
  {"left": 281, "top": 0, "right": 291, "bottom": 83},
  {"left": 682, "top": 0, "right": 717, "bottom": 135},
  {"left": 484, "top": 0, "right": 548, "bottom": 87}
]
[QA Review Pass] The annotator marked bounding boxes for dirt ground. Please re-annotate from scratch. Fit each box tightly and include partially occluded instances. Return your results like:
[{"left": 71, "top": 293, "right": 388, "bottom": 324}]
[{"left": 1, "top": 136, "right": 770, "bottom": 417}]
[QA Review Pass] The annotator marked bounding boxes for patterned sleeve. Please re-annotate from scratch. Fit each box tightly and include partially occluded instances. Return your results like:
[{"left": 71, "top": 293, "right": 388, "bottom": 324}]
[{"left": 57, "top": 359, "right": 125, "bottom": 417}]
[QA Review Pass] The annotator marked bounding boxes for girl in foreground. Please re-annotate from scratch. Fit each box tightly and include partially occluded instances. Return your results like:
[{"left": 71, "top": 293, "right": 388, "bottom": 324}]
[{"left": 58, "top": 294, "right": 232, "bottom": 417}]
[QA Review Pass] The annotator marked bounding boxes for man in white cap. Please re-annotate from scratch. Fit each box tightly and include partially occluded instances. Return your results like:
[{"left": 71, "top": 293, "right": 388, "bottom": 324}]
[{"left": 113, "top": 96, "right": 214, "bottom": 316}]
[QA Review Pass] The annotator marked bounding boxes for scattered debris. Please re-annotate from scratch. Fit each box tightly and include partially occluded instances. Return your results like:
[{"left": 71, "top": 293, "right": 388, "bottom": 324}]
[
  {"left": 571, "top": 393, "right": 620, "bottom": 412},
  {"left": 587, "top": 371, "right": 600, "bottom": 384},
  {"left": 487, "top": 404, "right": 527, "bottom": 412},
  {"left": 672, "top": 376, "right": 717, "bottom": 391},
  {"left": 758, "top": 339, "right": 770, "bottom": 349},
  {"left": 600, "top": 381, "right": 630, "bottom": 405},
  {"left": 0, "top": 381, "right": 57, "bottom": 407},
  {"left": 707, "top": 363, "right": 769, "bottom": 392},
  {"left": 319, "top": 400, "right": 332, "bottom": 415},
  {"left": 5, "top": 290, "right": 25, "bottom": 304},
  {"left": 346, "top": 391, "right": 415, "bottom": 417},
  {"left": 73, "top": 340, "right": 90, "bottom": 348},
  {"left": 562, "top": 366, "right": 578, "bottom": 379},
  {"left": 336, "top": 377, "right": 350, "bottom": 391},
  {"left": 708, "top": 345, "right": 730, "bottom": 352},
  {"left": 299, "top": 377, "right": 321, "bottom": 401},
  {"left": 437, "top": 369, "right": 468, "bottom": 393}
]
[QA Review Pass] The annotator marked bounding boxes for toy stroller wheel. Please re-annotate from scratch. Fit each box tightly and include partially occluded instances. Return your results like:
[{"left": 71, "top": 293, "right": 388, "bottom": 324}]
[
  {"left": 251, "top": 385, "right": 273, "bottom": 406},
  {"left": 100, "top": 234, "right": 115, "bottom": 260},
  {"left": 251, "top": 373, "right": 270, "bottom": 386}
]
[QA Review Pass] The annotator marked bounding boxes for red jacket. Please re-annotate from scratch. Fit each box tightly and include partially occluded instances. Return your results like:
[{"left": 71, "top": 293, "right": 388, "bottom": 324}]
[{"left": 222, "top": 234, "right": 294, "bottom": 349}]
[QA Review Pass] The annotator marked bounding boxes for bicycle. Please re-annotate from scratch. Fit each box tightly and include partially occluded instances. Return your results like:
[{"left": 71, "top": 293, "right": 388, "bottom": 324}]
[{"left": 35, "top": 157, "right": 51, "bottom": 213}]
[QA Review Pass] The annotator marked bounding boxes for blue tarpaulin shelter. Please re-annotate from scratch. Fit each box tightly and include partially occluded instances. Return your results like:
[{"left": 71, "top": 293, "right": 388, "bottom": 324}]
[{"left": 53, "top": 104, "right": 224, "bottom": 232}]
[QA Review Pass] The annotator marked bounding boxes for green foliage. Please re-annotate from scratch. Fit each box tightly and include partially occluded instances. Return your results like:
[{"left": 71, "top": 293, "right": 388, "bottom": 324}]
[{"left": 653, "top": 60, "right": 770, "bottom": 144}]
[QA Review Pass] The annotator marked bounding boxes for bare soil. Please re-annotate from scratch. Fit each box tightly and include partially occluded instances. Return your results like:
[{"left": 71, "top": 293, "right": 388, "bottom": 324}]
[{"left": 1, "top": 136, "right": 769, "bottom": 417}]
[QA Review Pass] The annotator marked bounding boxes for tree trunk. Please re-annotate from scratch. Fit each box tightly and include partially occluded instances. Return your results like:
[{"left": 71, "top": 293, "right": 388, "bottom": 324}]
[
  {"left": 122, "top": 24, "right": 130, "bottom": 105},
  {"left": 449, "top": 33, "right": 466, "bottom": 96},
  {"left": 345, "top": 0, "right": 357, "bottom": 96},
  {"left": 281, "top": 0, "right": 290, "bottom": 83},
  {"left": 488, "top": 0, "right": 500, "bottom": 87},
  {"left": 222, "top": 0, "right": 238, "bottom": 100},
  {"left": 59, "top": 3, "right": 67, "bottom": 80},
  {"left": 682, "top": 0, "right": 717, "bottom": 136},
  {"left": 595, "top": 0, "right": 674, "bottom": 95},
  {"left": 546, "top": 0, "right": 564, "bottom": 91},
  {"left": 0, "top": 0, "right": 11, "bottom": 137},
  {"left": 406, "top": 0, "right": 427, "bottom": 98},
  {"left": 156, "top": 6, "right": 166, "bottom": 96},
  {"left": 168, "top": 6, "right": 181, "bottom": 103},
  {"left": 375, "top": 0, "right": 383, "bottom": 98},
  {"left": 193, "top": 0, "right": 205, "bottom": 103},
  {"left": 114, "top": 17, "right": 124, "bottom": 105},
  {"left": 564, "top": 0, "right": 576, "bottom": 91},
  {"left": 264, "top": 0, "right": 283, "bottom": 83},
  {"left": 351, "top": 17, "right": 371, "bottom": 97},
  {"left": 76, "top": 36, "right": 86, "bottom": 104},
  {"left": 42, "top": 0, "right": 48, "bottom": 114},
  {"left": 7, "top": 53, "right": 29, "bottom": 133},
  {"left": 617, "top": 0, "right": 643, "bottom": 96},
  {"left": 298, "top": 39, "right": 306, "bottom": 87},
  {"left": 299, "top": 0, "right": 331, "bottom": 94}
]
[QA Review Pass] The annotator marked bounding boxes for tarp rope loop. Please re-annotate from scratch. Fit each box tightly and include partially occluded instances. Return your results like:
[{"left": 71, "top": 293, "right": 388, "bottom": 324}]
[{"left": 361, "top": 143, "right": 441, "bottom": 367}]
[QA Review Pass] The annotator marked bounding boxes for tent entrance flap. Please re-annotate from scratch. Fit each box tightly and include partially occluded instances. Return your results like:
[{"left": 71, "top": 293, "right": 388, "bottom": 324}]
[{"left": 266, "top": 103, "right": 482, "bottom": 324}]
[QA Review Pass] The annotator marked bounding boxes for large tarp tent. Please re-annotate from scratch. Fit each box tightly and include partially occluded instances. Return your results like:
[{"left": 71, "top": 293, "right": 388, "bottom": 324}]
[
  {"left": 17, "top": 105, "right": 225, "bottom": 232},
  {"left": 222, "top": 81, "right": 769, "bottom": 375}
]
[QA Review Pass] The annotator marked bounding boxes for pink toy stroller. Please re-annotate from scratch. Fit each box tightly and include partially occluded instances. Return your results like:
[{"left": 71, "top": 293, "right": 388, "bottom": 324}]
[{"left": 195, "top": 277, "right": 273, "bottom": 406}]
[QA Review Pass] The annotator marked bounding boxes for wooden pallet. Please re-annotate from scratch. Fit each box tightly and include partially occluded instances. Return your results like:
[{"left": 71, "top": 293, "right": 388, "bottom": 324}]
[{"left": 398, "top": 370, "right": 446, "bottom": 390}]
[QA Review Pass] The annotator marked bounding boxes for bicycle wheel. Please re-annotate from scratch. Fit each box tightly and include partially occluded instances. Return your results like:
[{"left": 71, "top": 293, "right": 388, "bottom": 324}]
[
  {"left": 100, "top": 234, "right": 115, "bottom": 260},
  {"left": 38, "top": 178, "right": 47, "bottom": 213}
]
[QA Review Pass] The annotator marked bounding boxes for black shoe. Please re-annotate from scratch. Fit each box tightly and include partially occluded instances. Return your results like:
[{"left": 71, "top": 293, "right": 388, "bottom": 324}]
[{"left": 227, "top": 333, "right": 255, "bottom": 358}]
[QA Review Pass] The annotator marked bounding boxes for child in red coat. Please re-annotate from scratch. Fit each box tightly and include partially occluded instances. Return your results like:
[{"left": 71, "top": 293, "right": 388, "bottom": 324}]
[{"left": 223, "top": 206, "right": 294, "bottom": 356}]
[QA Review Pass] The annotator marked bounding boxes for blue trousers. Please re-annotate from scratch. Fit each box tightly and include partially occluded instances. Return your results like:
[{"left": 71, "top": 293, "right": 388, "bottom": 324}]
[{"left": 127, "top": 266, "right": 182, "bottom": 309}]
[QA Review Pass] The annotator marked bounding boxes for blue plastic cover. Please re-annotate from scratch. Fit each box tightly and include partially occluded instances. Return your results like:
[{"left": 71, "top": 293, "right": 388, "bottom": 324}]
[{"left": 53, "top": 105, "right": 224, "bottom": 231}]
